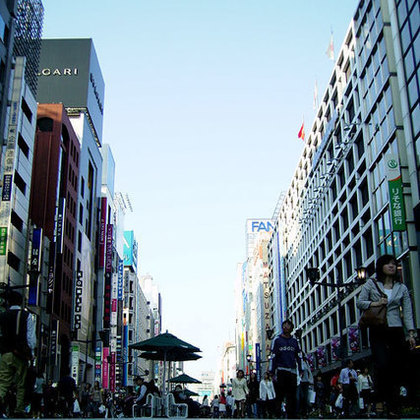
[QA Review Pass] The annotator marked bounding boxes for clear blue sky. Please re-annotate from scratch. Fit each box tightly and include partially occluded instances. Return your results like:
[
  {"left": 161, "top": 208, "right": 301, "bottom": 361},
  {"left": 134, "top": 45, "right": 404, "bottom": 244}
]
[{"left": 42, "top": 0, "right": 359, "bottom": 376}]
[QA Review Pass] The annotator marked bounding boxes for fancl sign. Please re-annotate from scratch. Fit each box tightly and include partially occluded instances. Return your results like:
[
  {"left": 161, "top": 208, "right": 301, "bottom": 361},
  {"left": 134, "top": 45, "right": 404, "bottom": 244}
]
[{"left": 250, "top": 221, "right": 274, "bottom": 232}]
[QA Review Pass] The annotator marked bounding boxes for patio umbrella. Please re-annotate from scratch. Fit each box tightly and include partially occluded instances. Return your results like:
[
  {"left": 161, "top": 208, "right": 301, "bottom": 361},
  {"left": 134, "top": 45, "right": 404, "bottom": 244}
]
[
  {"left": 138, "top": 351, "right": 201, "bottom": 362},
  {"left": 130, "top": 331, "right": 201, "bottom": 394},
  {"left": 168, "top": 373, "right": 202, "bottom": 384},
  {"left": 130, "top": 331, "right": 200, "bottom": 352},
  {"left": 183, "top": 388, "right": 199, "bottom": 397}
]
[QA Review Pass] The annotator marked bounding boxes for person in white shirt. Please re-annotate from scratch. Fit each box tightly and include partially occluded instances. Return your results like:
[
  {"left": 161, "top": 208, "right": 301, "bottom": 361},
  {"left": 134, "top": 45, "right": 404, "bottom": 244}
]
[
  {"left": 358, "top": 367, "right": 373, "bottom": 416},
  {"left": 259, "top": 372, "right": 276, "bottom": 418},
  {"left": 338, "top": 359, "right": 358, "bottom": 417}
]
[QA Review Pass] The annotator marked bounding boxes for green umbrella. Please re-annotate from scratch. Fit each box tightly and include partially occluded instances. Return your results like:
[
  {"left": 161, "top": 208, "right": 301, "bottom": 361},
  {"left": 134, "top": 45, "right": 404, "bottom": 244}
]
[
  {"left": 130, "top": 331, "right": 200, "bottom": 352},
  {"left": 139, "top": 351, "right": 201, "bottom": 362},
  {"left": 183, "top": 388, "right": 199, "bottom": 397},
  {"left": 168, "top": 373, "right": 202, "bottom": 384},
  {"left": 130, "top": 331, "right": 201, "bottom": 394}
]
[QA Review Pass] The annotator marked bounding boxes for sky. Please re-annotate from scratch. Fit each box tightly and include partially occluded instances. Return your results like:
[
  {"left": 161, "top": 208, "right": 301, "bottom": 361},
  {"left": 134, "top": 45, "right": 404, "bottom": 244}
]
[{"left": 41, "top": 0, "right": 359, "bottom": 377}]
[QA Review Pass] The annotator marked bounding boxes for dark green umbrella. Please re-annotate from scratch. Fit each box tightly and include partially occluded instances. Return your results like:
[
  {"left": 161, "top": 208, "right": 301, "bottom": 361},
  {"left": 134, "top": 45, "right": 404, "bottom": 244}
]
[
  {"left": 183, "top": 388, "right": 199, "bottom": 397},
  {"left": 130, "top": 331, "right": 201, "bottom": 394},
  {"left": 168, "top": 373, "right": 202, "bottom": 384},
  {"left": 139, "top": 351, "right": 201, "bottom": 362},
  {"left": 130, "top": 331, "right": 200, "bottom": 352}
]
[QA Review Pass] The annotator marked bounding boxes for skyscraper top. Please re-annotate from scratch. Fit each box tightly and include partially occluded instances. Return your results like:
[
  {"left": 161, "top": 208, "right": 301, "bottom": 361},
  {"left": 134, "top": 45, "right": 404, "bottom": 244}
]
[{"left": 37, "top": 38, "right": 105, "bottom": 145}]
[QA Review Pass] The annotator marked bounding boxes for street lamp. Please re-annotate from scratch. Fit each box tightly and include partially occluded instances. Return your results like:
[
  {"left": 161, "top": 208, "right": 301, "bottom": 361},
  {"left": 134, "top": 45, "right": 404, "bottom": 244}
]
[{"left": 305, "top": 266, "right": 367, "bottom": 360}]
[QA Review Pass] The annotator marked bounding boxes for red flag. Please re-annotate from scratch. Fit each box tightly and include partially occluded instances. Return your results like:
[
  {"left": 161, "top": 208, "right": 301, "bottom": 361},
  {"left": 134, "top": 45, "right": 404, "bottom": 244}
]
[{"left": 298, "top": 122, "right": 305, "bottom": 141}]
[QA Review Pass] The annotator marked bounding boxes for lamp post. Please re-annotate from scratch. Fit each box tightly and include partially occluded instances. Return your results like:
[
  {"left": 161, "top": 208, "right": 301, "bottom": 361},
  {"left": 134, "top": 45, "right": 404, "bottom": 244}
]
[{"left": 305, "top": 267, "right": 367, "bottom": 360}]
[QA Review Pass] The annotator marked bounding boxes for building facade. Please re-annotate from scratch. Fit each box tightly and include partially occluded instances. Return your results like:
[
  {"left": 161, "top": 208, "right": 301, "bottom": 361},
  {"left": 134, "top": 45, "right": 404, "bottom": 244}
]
[{"left": 278, "top": 0, "right": 419, "bottom": 372}]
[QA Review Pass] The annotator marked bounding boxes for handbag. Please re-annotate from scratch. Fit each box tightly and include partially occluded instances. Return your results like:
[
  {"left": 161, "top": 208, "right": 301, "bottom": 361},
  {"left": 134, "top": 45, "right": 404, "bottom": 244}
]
[{"left": 359, "top": 280, "right": 387, "bottom": 328}]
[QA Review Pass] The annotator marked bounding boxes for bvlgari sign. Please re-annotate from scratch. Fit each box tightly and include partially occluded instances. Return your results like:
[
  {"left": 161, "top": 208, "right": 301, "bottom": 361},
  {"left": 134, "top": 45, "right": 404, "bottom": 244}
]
[
  {"left": 38, "top": 68, "right": 79, "bottom": 76},
  {"left": 37, "top": 38, "right": 105, "bottom": 142}
]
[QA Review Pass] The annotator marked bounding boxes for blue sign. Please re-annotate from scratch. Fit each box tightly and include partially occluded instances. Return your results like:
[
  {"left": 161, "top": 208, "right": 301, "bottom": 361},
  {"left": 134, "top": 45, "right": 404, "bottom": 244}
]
[
  {"left": 251, "top": 221, "right": 274, "bottom": 232},
  {"left": 118, "top": 258, "right": 123, "bottom": 300},
  {"left": 255, "top": 343, "right": 261, "bottom": 381},
  {"left": 28, "top": 228, "right": 42, "bottom": 305}
]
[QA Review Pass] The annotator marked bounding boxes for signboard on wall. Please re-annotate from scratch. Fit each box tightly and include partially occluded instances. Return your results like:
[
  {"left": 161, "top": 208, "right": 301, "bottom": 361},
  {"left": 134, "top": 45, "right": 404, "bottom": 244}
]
[{"left": 386, "top": 154, "right": 406, "bottom": 231}]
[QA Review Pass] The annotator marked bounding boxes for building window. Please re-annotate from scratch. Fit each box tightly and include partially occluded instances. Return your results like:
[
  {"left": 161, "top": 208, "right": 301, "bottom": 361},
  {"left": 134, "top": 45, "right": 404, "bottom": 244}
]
[
  {"left": 14, "top": 171, "right": 26, "bottom": 195},
  {"left": 7, "top": 251, "right": 20, "bottom": 272},
  {"left": 21, "top": 98, "right": 32, "bottom": 123},
  {"left": 18, "top": 134, "right": 29, "bottom": 158}
]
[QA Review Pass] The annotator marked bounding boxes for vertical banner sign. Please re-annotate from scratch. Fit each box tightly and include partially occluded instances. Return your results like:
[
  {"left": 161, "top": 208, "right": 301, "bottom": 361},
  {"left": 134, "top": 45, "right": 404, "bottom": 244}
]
[
  {"left": 117, "top": 259, "right": 123, "bottom": 301},
  {"left": 306, "top": 353, "right": 315, "bottom": 371},
  {"left": 50, "top": 319, "right": 59, "bottom": 366},
  {"left": 55, "top": 198, "right": 66, "bottom": 254},
  {"left": 28, "top": 228, "right": 43, "bottom": 305},
  {"left": 74, "top": 271, "right": 83, "bottom": 330},
  {"left": 316, "top": 346, "right": 327, "bottom": 367},
  {"left": 102, "top": 347, "right": 109, "bottom": 389},
  {"left": 331, "top": 337, "right": 340, "bottom": 362},
  {"left": 99, "top": 197, "right": 107, "bottom": 268},
  {"left": 104, "top": 224, "right": 113, "bottom": 328},
  {"left": 46, "top": 243, "right": 56, "bottom": 314},
  {"left": 348, "top": 326, "right": 360, "bottom": 353},
  {"left": 71, "top": 345, "right": 80, "bottom": 384},
  {"left": 1, "top": 175, "right": 13, "bottom": 201},
  {"left": 386, "top": 154, "right": 406, "bottom": 231},
  {"left": 0, "top": 227, "right": 8, "bottom": 256},
  {"left": 110, "top": 352, "right": 116, "bottom": 392},
  {"left": 123, "top": 323, "right": 128, "bottom": 386},
  {"left": 95, "top": 345, "right": 102, "bottom": 383},
  {"left": 255, "top": 343, "right": 261, "bottom": 381}
]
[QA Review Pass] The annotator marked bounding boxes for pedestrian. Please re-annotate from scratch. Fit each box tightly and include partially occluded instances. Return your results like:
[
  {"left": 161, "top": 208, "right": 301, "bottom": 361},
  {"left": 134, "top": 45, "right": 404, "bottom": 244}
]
[
  {"left": 80, "top": 382, "right": 92, "bottom": 417},
  {"left": 338, "top": 359, "right": 358, "bottom": 417},
  {"left": 226, "top": 390, "right": 235, "bottom": 418},
  {"left": 32, "top": 371, "right": 46, "bottom": 418},
  {"left": 357, "top": 367, "right": 374, "bottom": 417},
  {"left": 270, "top": 319, "right": 302, "bottom": 419},
  {"left": 357, "top": 254, "right": 417, "bottom": 417},
  {"left": 219, "top": 390, "right": 227, "bottom": 418},
  {"left": 247, "top": 371, "right": 259, "bottom": 418},
  {"left": 211, "top": 395, "right": 220, "bottom": 418},
  {"left": 57, "top": 368, "right": 77, "bottom": 417},
  {"left": 0, "top": 290, "right": 36, "bottom": 418},
  {"left": 231, "top": 370, "right": 248, "bottom": 418},
  {"left": 201, "top": 394, "right": 210, "bottom": 417},
  {"left": 299, "top": 357, "right": 313, "bottom": 418},
  {"left": 314, "top": 372, "right": 326, "bottom": 418},
  {"left": 259, "top": 372, "right": 276, "bottom": 418},
  {"left": 91, "top": 380, "right": 104, "bottom": 416}
]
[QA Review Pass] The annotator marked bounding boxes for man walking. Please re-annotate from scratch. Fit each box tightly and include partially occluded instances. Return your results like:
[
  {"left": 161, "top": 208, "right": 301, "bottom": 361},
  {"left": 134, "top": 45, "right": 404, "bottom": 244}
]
[
  {"left": 339, "top": 359, "right": 359, "bottom": 417},
  {"left": 0, "top": 291, "right": 36, "bottom": 417},
  {"left": 270, "top": 319, "right": 302, "bottom": 418}
]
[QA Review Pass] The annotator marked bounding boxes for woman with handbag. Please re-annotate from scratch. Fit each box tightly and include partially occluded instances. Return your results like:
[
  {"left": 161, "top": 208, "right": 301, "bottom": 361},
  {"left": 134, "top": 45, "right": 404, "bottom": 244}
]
[{"left": 356, "top": 254, "right": 417, "bottom": 417}]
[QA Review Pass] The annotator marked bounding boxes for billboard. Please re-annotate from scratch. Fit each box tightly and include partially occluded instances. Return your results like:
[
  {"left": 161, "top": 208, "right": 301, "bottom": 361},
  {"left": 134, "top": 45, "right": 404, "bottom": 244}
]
[
  {"left": 123, "top": 230, "right": 138, "bottom": 272},
  {"left": 37, "top": 39, "right": 105, "bottom": 143},
  {"left": 246, "top": 219, "right": 274, "bottom": 258}
]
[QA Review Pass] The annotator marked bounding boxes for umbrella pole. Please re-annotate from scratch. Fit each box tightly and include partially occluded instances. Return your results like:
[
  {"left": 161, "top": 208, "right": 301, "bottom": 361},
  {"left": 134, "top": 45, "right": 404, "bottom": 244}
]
[{"left": 163, "top": 351, "right": 167, "bottom": 396}]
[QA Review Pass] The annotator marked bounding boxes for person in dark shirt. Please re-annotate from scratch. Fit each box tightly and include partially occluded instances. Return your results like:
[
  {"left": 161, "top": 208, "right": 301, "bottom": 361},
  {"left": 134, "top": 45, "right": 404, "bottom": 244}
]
[{"left": 270, "top": 319, "right": 301, "bottom": 418}]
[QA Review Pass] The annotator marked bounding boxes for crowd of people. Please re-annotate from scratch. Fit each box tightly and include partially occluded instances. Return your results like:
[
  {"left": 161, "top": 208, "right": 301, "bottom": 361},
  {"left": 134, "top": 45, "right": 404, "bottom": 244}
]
[{"left": 0, "top": 253, "right": 418, "bottom": 418}]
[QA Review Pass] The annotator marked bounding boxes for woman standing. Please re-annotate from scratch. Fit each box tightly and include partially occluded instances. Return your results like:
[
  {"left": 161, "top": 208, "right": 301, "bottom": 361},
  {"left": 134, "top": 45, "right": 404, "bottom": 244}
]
[
  {"left": 357, "top": 254, "right": 416, "bottom": 417},
  {"left": 358, "top": 367, "right": 374, "bottom": 417},
  {"left": 231, "top": 370, "right": 248, "bottom": 418},
  {"left": 247, "top": 372, "right": 259, "bottom": 418},
  {"left": 259, "top": 372, "right": 276, "bottom": 418}
]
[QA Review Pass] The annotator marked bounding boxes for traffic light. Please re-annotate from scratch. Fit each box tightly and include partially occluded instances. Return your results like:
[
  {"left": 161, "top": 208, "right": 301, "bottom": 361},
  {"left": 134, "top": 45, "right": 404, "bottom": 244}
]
[{"left": 99, "top": 329, "right": 110, "bottom": 347}]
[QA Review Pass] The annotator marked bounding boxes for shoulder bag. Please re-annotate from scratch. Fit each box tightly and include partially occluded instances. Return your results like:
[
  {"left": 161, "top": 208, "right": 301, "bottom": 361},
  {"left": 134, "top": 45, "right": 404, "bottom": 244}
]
[{"left": 358, "top": 280, "right": 387, "bottom": 328}]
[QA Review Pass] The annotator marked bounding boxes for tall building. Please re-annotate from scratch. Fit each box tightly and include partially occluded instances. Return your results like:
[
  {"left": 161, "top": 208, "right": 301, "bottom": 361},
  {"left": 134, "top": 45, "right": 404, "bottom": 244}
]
[
  {"left": 277, "top": 0, "right": 419, "bottom": 373},
  {"left": 30, "top": 103, "right": 80, "bottom": 378},
  {"left": 0, "top": 57, "right": 37, "bottom": 288},
  {"left": 36, "top": 38, "right": 105, "bottom": 381}
]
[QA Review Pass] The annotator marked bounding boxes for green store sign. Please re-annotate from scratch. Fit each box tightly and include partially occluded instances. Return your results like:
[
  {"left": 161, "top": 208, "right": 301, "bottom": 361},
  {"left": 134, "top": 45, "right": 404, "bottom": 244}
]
[{"left": 386, "top": 155, "right": 406, "bottom": 231}]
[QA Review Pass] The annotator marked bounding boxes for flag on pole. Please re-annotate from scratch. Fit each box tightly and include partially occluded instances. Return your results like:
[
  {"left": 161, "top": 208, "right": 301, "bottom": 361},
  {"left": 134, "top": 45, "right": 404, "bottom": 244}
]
[
  {"left": 298, "top": 121, "right": 305, "bottom": 141},
  {"left": 326, "top": 31, "right": 334, "bottom": 61},
  {"left": 313, "top": 80, "right": 319, "bottom": 111}
]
